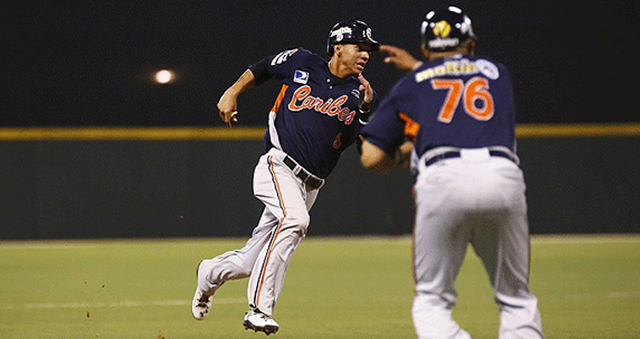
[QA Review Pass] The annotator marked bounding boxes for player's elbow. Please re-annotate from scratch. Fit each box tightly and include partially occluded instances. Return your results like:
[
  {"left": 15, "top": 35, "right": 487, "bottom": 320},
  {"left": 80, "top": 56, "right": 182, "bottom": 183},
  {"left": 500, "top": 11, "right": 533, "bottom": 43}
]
[
  {"left": 360, "top": 141, "right": 394, "bottom": 174},
  {"left": 361, "top": 159, "right": 392, "bottom": 174},
  {"left": 360, "top": 153, "right": 381, "bottom": 171}
]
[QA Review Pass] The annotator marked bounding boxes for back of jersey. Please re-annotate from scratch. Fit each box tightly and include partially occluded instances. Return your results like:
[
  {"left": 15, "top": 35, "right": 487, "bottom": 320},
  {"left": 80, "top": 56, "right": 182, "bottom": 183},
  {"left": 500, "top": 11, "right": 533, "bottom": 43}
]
[{"left": 395, "top": 55, "right": 516, "bottom": 159}]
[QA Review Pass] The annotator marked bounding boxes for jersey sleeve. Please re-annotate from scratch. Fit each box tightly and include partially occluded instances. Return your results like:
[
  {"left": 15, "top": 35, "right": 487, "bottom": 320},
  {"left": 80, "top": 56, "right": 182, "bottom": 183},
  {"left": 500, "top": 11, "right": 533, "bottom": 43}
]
[
  {"left": 267, "top": 48, "right": 312, "bottom": 81},
  {"left": 248, "top": 48, "right": 311, "bottom": 85},
  {"left": 248, "top": 56, "right": 274, "bottom": 86},
  {"left": 360, "top": 88, "right": 407, "bottom": 157}
]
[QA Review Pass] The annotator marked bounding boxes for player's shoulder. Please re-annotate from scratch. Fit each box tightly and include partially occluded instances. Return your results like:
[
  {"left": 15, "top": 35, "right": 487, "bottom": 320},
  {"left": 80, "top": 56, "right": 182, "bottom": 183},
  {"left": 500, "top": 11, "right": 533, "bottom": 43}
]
[
  {"left": 281, "top": 47, "right": 313, "bottom": 57},
  {"left": 470, "top": 55, "right": 505, "bottom": 68},
  {"left": 295, "top": 47, "right": 317, "bottom": 57},
  {"left": 296, "top": 47, "right": 329, "bottom": 66},
  {"left": 470, "top": 55, "right": 512, "bottom": 79},
  {"left": 385, "top": 71, "right": 420, "bottom": 98}
]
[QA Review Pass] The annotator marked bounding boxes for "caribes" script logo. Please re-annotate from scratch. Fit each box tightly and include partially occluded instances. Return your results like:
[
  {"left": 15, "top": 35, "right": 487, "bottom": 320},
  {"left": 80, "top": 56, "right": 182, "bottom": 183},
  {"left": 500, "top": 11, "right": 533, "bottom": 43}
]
[{"left": 287, "top": 85, "right": 356, "bottom": 125}]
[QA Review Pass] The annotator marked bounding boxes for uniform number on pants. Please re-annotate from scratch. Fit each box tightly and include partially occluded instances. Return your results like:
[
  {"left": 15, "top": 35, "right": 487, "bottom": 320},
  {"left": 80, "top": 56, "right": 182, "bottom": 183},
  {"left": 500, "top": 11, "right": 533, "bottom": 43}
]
[{"left": 431, "top": 76, "right": 495, "bottom": 123}]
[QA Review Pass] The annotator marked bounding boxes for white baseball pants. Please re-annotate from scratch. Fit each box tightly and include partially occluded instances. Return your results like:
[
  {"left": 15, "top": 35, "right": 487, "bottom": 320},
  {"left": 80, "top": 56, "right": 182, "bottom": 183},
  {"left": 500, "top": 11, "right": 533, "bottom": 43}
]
[
  {"left": 412, "top": 148, "right": 544, "bottom": 339},
  {"left": 197, "top": 148, "right": 319, "bottom": 317}
]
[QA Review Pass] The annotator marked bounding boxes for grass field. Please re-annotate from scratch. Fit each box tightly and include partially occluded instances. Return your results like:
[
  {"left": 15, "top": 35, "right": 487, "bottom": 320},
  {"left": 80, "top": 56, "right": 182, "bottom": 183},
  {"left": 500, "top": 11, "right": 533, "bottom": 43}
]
[{"left": 1, "top": 235, "right": 639, "bottom": 339}]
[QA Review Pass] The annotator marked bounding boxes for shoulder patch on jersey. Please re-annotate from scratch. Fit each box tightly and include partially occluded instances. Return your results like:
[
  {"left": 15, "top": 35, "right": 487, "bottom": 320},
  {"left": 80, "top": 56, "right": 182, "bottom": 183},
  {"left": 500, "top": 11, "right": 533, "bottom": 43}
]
[
  {"left": 271, "top": 48, "right": 299, "bottom": 66},
  {"left": 293, "top": 70, "right": 309, "bottom": 84},
  {"left": 475, "top": 59, "right": 500, "bottom": 80}
]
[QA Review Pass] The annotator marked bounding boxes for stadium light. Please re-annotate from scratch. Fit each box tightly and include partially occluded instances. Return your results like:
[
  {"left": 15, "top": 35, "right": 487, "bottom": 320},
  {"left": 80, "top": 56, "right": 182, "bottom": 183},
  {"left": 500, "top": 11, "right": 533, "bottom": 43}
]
[{"left": 153, "top": 69, "right": 175, "bottom": 84}]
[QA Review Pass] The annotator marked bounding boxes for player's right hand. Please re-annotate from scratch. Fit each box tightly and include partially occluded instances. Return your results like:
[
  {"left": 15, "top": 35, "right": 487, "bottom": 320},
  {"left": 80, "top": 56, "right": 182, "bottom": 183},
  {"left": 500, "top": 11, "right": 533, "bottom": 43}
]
[
  {"left": 357, "top": 74, "right": 374, "bottom": 106},
  {"left": 380, "top": 45, "right": 422, "bottom": 72},
  {"left": 217, "top": 90, "right": 239, "bottom": 127}
]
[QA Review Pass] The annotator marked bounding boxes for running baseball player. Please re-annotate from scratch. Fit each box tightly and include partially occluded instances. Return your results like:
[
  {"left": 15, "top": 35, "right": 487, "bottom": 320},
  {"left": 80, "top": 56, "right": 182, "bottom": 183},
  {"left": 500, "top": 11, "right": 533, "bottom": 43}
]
[
  {"left": 191, "top": 20, "right": 379, "bottom": 335},
  {"left": 360, "top": 6, "right": 544, "bottom": 339}
]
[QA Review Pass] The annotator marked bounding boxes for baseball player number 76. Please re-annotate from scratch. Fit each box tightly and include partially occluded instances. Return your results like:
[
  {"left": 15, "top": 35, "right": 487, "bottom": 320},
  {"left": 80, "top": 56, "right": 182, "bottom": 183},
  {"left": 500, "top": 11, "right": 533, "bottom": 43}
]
[{"left": 431, "top": 77, "right": 494, "bottom": 123}]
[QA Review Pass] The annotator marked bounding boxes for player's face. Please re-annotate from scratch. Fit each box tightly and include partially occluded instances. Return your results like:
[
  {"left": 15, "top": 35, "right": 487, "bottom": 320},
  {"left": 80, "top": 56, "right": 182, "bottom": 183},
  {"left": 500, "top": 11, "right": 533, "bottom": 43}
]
[{"left": 336, "top": 43, "right": 371, "bottom": 75}]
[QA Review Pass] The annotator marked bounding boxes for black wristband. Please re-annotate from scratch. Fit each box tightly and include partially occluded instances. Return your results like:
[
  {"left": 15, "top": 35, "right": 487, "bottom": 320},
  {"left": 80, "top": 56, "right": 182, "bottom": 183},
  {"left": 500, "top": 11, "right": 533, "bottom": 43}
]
[{"left": 359, "top": 101, "right": 372, "bottom": 113}]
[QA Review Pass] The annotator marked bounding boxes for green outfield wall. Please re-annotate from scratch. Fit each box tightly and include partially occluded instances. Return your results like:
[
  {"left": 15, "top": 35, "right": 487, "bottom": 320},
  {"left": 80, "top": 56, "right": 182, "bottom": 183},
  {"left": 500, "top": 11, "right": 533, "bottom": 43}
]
[{"left": 0, "top": 125, "right": 638, "bottom": 239}]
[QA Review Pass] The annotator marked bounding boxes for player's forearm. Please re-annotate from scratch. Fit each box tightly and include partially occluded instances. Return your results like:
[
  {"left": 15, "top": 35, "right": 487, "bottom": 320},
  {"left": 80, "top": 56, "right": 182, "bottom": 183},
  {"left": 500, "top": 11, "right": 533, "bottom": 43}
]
[
  {"left": 217, "top": 69, "right": 258, "bottom": 126},
  {"left": 225, "top": 69, "right": 257, "bottom": 98}
]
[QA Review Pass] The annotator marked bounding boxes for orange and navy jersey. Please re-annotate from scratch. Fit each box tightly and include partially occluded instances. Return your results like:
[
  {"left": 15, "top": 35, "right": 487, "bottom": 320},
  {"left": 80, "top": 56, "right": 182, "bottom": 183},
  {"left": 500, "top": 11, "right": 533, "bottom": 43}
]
[
  {"left": 251, "top": 47, "right": 378, "bottom": 178},
  {"left": 361, "top": 54, "right": 516, "bottom": 161}
]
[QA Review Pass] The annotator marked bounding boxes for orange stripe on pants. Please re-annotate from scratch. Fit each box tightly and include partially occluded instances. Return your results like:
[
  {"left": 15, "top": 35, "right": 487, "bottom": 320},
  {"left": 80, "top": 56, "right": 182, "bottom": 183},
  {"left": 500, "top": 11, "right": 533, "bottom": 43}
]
[{"left": 255, "top": 156, "right": 287, "bottom": 308}]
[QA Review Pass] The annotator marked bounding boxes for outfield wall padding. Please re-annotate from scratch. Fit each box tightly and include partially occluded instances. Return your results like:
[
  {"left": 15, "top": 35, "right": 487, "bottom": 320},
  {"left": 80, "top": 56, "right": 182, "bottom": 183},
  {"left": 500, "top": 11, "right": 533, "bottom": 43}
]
[{"left": 0, "top": 137, "right": 638, "bottom": 239}]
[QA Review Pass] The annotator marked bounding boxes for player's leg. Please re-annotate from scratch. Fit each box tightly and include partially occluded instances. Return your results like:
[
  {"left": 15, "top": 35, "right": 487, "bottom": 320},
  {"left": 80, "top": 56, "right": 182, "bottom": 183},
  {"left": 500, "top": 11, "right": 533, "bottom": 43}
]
[
  {"left": 192, "top": 208, "right": 277, "bottom": 320},
  {"left": 267, "top": 188, "right": 318, "bottom": 304},
  {"left": 197, "top": 208, "right": 278, "bottom": 293},
  {"left": 192, "top": 154, "right": 282, "bottom": 320},
  {"left": 412, "top": 167, "right": 473, "bottom": 339},
  {"left": 470, "top": 162, "right": 543, "bottom": 339},
  {"left": 244, "top": 153, "right": 317, "bottom": 333}
]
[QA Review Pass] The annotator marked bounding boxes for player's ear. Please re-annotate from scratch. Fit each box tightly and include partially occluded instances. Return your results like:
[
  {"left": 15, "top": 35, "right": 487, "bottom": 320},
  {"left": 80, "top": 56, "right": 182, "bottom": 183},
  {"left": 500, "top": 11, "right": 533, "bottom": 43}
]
[
  {"left": 466, "top": 39, "right": 476, "bottom": 56},
  {"left": 421, "top": 44, "right": 430, "bottom": 60},
  {"left": 335, "top": 44, "right": 342, "bottom": 56}
]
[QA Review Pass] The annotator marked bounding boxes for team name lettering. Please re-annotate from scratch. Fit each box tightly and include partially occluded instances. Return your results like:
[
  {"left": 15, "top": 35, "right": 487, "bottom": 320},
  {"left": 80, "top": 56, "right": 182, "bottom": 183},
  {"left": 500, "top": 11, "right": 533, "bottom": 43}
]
[{"left": 287, "top": 85, "right": 356, "bottom": 125}]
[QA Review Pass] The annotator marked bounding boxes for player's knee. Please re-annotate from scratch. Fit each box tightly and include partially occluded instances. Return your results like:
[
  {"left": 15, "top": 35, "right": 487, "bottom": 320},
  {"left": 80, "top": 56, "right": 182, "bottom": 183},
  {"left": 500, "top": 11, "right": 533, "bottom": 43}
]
[
  {"left": 236, "top": 266, "right": 252, "bottom": 278},
  {"left": 281, "top": 211, "right": 310, "bottom": 233}
]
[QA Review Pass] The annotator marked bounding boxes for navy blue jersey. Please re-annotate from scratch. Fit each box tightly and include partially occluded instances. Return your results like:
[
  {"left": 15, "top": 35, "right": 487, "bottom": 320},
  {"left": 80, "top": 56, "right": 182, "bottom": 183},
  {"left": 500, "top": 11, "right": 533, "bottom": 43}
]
[
  {"left": 256, "top": 48, "right": 377, "bottom": 178},
  {"left": 361, "top": 55, "right": 516, "bottom": 160}
]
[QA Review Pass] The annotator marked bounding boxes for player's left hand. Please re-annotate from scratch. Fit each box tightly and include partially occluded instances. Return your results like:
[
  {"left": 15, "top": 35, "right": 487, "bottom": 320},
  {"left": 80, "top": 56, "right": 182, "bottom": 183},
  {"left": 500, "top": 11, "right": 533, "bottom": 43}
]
[
  {"left": 396, "top": 140, "right": 414, "bottom": 168},
  {"left": 358, "top": 74, "right": 374, "bottom": 106},
  {"left": 380, "top": 45, "right": 423, "bottom": 72}
]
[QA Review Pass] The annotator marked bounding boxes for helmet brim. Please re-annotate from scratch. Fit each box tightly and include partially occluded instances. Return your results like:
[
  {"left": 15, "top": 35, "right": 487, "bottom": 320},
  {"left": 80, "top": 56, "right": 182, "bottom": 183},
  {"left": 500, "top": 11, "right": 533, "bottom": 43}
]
[{"left": 339, "top": 38, "right": 380, "bottom": 51}]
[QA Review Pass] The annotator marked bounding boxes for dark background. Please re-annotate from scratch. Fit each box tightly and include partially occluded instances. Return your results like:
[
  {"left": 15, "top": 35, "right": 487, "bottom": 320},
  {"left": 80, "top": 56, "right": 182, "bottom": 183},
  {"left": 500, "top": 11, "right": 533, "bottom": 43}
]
[
  {"left": 2, "top": 0, "right": 639, "bottom": 127},
  {"left": 1, "top": 1, "right": 638, "bottom": 239}
]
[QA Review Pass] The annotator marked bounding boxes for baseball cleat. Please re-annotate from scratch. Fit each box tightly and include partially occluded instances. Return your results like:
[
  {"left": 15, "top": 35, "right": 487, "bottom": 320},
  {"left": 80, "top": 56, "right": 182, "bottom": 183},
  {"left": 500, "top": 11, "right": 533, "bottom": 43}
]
[
  {"left": 243, "top": 309, "right": 279, "bottom": 335},
  {"left": 191, "top": 289, "right": 213, "bottom": 320}
]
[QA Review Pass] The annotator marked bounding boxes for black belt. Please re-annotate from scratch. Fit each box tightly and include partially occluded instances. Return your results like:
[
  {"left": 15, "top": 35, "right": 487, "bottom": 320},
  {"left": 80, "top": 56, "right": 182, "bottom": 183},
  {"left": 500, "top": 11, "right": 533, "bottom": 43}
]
[
  {"left": 425, "top": 150, "right": 515, "bottom": 167},
  {"left": 283, "top": 156, "right": 323, "bottom": 190}
]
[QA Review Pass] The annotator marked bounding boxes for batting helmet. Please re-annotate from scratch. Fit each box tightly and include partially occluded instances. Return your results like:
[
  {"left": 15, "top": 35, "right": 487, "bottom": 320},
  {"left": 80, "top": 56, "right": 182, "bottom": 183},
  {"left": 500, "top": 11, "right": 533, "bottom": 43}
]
[
  {"left": 421, "top": 6, "right": 475, "bottom": 52},
  {"left": 326, "top": 20, "right": 380, "bottom": 56}
]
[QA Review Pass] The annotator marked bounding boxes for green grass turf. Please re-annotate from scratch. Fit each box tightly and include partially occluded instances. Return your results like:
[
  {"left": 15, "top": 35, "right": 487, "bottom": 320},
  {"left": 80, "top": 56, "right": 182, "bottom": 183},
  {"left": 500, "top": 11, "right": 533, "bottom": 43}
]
[{"left": 0, "top": 235, "right": 639, "bottom": 339}]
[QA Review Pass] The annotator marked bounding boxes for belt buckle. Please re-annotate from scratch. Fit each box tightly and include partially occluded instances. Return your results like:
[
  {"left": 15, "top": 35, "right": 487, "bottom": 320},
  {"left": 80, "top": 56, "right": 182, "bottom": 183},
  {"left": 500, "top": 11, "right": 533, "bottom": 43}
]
[
  {"left": 296, "top": 169, "right": 311, "bottom": 185},
  {"left": 303, "top": 174, "right": 321, "bottom": 190},
  {"left": 302, "top": 176, "right": 314, "bottom": 191},
  {"left": 300, "top": 172, "right": 310, "bottom": 184},
  {"left": 302, "top": 173, "right": 314, "bottom": 186}
]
